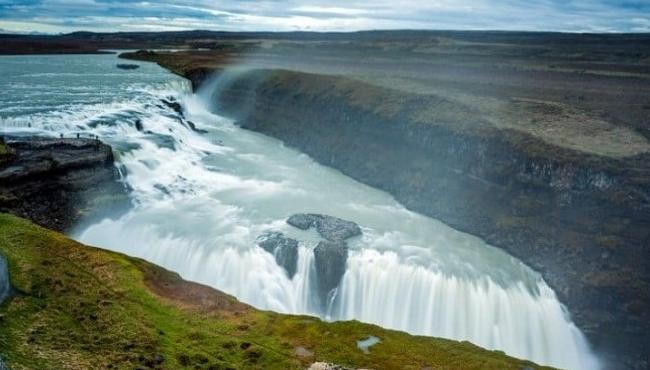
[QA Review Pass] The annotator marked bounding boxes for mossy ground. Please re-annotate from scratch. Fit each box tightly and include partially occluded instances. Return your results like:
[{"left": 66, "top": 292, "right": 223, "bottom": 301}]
[
  {"left": 0, "top": 213, "right": 552, "bottom": 370},
  {"left": 0, "top": 141, "right": 13, "bottom": 166}
]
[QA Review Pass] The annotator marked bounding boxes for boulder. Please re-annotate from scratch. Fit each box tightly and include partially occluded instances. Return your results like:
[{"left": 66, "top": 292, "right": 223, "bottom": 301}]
[
  {"left": 313, "top": 240, "right": 348, "bottom": 308},
  {"left": 287, "top": 214, "right": 361, "bottom": 241},
  {"left": 257, "top": 231, "right": 299, "bottom": 278}
]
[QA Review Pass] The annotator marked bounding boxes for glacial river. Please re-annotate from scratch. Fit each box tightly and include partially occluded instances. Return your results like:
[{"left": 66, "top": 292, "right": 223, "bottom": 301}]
[{"left": 0, "top": 53, "right": 599, "bottom": 370}]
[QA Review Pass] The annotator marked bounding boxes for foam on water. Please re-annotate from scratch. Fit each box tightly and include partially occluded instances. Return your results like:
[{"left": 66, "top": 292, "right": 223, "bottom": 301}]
[{"left": 0, "top": 54, "right": 600, "bottom": 370}]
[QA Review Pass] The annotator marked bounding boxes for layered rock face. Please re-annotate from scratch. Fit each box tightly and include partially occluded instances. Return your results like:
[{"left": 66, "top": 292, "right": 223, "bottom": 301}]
[
  {"left": 0, "top": 137, "right": 129, "bottom": 232},
  {"left": 195, "top": 69, "right": 649, "bottom": 368},
  {"left": 313, "top": 240, "right": 348, "bottom": 307},
  {"left": 257, "top": 231, "right": 299, "bottom": 278}
]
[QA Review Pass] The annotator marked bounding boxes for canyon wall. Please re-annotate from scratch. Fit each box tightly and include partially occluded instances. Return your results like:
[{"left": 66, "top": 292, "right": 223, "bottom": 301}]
[{"left": 191, "top": 68, "right": 649, "bottom": 369}]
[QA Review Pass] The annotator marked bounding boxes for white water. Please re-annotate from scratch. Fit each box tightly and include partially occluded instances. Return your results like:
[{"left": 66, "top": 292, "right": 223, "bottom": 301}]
[{"left": 0, "top": 55, "right": 599, "bottom": 370}]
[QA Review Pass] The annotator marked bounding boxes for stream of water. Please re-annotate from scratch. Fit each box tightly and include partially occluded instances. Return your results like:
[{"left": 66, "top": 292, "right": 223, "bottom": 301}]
[{"left": 0, "top": 53, "right": 599, "bottom": 370}]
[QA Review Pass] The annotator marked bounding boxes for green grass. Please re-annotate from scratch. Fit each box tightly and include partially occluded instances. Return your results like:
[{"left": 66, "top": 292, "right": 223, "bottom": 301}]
[
  {"left": 0, "top": 213, "right": 553, "bottom": 369},
  {"left": 0, "top": 141, "right": 13, "bottom": 166}
]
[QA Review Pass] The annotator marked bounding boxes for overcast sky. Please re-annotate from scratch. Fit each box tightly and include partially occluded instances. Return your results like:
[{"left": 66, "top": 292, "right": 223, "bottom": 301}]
[{"left": 0, "top": 0, "right": 649, "bottom": 34}]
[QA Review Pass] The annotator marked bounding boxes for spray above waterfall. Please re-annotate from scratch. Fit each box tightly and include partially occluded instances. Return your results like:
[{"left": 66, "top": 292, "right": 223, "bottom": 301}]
[{"left": 0, "top": 55, "right": 600, "bottom": 370}]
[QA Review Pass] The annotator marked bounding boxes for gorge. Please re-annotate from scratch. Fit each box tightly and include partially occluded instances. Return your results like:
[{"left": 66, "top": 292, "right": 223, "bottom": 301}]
[
  {"left": 1, "top": 52, "right": 598, "bottom": 369},
  {"left": 120, "top": 32, "right": 650, "bottom": 369},
  {"left": 1, "top": 31, "right": 649, "bottom": 370}
]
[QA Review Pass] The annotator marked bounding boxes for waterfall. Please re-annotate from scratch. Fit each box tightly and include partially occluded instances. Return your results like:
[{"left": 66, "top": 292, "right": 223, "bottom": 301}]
[
  {"left": 76, "top": 70, "right": 599, "bottom": 370},
  {"left": 0, "top": 55, "right": 599, "bottom": 370},
  {"left": 334, "top": 249, "right": 596, "bottom": 368}
]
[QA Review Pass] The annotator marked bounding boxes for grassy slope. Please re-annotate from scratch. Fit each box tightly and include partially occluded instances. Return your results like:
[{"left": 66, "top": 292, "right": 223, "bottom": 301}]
[{"left": 0, "top": 213, "right": 551, "bottom": 370}]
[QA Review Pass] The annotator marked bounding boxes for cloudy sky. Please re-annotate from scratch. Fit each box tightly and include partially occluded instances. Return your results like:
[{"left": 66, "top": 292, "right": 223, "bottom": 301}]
[{"left": 0, "top": 0, "right": 649, "bottom": 34}]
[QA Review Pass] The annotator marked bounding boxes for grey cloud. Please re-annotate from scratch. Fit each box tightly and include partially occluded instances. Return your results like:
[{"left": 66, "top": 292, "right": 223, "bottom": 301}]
[{"left": 0, "top": 0, "right": 648, "bottom": 33}]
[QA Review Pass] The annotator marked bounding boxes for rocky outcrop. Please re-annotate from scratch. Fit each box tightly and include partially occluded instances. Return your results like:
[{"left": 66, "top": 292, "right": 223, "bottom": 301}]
[
  {"left": 0, "top": 137, "right": 129, "bottom": 232},
  {"left": 257, "top": 231, "right": 299, "bottom": 278},
  {"left": 287, "top": 213, "right": 362, "bottom": 241},
  {"left": 171, "top": 67, "right": 650, "bottom": 368},
  {"left": 313, "top": 240, "right": 348, "bottom": 308},
  {"left": 285, "top": 213, "right": 358, "bottom": 309}
]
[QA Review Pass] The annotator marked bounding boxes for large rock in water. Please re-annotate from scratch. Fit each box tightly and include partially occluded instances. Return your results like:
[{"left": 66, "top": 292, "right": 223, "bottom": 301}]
[
  {"left": 287, "top": 214, "right": 361, "bottom": 241},
  {"left": 313, "top": 240, "right": 348, "bottom": 308},
  {"left": 0, "top": 137, "right": 130, "bottom": 232},
  {"left": 0, "top": 254, "right": 10, "bottom": 304},
  {"left": 257, "top": 231, "right": 299, "bottom": 278}
]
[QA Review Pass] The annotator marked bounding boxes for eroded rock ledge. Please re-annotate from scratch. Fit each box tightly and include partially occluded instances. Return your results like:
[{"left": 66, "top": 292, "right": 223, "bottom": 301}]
[{"left": 0, "top": 137, "right": 129, "bottom": 232}]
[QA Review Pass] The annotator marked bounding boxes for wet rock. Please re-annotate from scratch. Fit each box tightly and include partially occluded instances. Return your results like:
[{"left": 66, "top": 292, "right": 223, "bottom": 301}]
[
  {"left": 287, "top": 214, "right": 361, "bottom": 241},
  {"left": 134, "top": 119, "right": 144, "bottom": 131},
  {"left": 116, "top": 64, "right": 139, "bottom": 70},
  {"left": 0, "top": 254, "right": 11, "bottom": 304},
  {"left": 0, "top": 137, "right": 130, "bottom": 232},
  {"left": 257, "top": 231, "right": 298, "bottom": 278},
  {"left": 161, "top": 99, "right": 183, "bottom": 116},
  {"left": 186, "top": 120, "right": 208, "bottom": 134},
  {"left": 286, "top": 213, "right": 313, "bottom": 230},
  {"left": 313, "top": 240, "right": 348, "bottom": 308}
]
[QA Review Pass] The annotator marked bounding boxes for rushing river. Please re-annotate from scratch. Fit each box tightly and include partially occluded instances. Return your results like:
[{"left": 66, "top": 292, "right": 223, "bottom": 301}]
[{"left": 0, "top": 54, "right": 600, "bottom": 370}]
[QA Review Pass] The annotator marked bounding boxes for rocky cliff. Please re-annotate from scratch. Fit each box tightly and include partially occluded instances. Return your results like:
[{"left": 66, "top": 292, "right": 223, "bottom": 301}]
[
  {"left": 0, "top": 137, "right": 129, "bottom": 232},
  {"left": 122, "top": 50, "right": 650, "bottom": 368},
  {"left": 223, "top": 70, "right": 650, "bottom": 369}
]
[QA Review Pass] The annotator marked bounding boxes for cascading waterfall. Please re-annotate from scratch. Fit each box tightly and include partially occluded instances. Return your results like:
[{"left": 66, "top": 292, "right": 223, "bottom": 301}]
[{"left": 0, "top": 55, "right": 600, "bottom": 370}]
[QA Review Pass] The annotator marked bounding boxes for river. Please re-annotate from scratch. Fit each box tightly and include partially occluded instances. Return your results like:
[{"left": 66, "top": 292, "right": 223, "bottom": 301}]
[{"left": 0, "top": 53, "right": 599, "bottom": 370}]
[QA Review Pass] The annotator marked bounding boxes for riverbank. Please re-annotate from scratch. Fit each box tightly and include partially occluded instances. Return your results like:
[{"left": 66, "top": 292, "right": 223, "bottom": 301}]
[{"left": 121, "top": 34, "right": 650, "bottom": 369}]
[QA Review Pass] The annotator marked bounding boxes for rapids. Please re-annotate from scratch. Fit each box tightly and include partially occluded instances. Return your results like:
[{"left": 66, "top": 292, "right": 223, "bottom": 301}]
[{"left": 0, "top": 54, "right": 599, "bottom": 369}]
